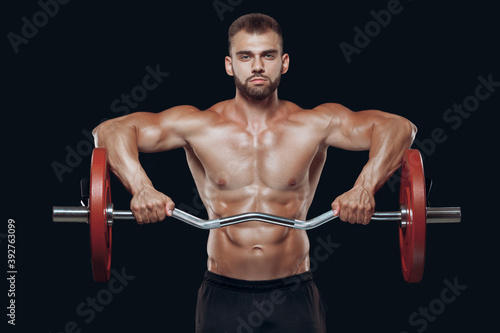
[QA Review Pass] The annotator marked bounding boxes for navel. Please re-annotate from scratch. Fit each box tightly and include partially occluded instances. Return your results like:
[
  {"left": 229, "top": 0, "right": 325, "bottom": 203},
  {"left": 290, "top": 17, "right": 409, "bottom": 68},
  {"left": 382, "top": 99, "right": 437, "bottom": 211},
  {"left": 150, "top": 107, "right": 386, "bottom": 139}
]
[{"left": 252, "top": 245, "right": 263, "bottom": 252}]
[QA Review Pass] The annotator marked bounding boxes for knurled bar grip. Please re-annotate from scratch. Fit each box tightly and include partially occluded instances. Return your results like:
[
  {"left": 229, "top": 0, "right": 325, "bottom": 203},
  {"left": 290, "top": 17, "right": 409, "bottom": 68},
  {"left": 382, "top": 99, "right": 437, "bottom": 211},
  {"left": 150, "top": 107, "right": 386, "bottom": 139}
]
[{"left": 52, "top": 205, "right": 461, "bottom": 230}]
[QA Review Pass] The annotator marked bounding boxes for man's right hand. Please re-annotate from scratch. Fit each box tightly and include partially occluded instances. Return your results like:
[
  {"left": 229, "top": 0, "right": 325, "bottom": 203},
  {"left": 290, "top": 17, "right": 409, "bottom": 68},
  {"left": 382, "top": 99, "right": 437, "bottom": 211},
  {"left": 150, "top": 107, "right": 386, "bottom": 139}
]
[{"left": 130, "top": 185, "right": 175, "bottom": 224}]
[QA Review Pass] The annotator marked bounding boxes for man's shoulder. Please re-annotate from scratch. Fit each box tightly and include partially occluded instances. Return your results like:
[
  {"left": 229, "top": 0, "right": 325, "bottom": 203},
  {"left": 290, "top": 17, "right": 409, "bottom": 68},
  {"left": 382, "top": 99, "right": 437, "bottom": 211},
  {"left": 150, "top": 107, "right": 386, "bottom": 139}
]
[
  {"left": 311, "top": 103, "right": 350, "bottom": 114},
  {"left": 282, "top": 101, "right": 349, "bottom": 115},
  {"left": 172, "top": 100, "right": 232, "bottom": 116},
  {"left": 162, "top": 103, "right": 222, "bottom": 121},
  {"left": 284, "top": 101, "right": 348, "bottom": 122}
]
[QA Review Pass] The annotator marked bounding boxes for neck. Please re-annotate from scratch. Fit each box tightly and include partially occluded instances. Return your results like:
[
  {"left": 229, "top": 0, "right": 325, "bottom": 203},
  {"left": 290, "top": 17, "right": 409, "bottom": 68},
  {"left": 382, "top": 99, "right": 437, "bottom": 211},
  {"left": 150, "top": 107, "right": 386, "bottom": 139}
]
[{"left": 233, "top": 89, "right": 280, "bottom": 126}]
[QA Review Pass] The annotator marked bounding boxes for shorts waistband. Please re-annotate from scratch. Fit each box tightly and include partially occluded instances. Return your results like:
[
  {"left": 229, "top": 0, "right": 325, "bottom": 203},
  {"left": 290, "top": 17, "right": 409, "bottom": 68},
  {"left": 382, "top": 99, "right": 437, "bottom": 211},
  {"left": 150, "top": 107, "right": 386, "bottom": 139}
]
[{"left": 203, "top": 270, "right": 313, "bottom": 292}]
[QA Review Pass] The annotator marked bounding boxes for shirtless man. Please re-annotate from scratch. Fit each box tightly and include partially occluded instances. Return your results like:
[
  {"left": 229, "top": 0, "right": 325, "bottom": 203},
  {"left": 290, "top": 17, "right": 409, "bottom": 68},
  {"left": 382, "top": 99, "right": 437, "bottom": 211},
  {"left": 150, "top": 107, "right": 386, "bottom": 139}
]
[{"left": 93, "top": 13, "right": 416, "bottom": 333}]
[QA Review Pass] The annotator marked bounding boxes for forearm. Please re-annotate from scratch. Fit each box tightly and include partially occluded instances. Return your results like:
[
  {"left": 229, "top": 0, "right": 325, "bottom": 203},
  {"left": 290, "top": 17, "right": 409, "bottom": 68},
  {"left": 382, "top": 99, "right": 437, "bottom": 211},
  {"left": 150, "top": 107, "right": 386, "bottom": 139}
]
[
  {"left": 92, "top": 119, "right": 153, "bottom": 195},
  {"left": 354, "top": 117, "right": 417, "bottom": 194}
]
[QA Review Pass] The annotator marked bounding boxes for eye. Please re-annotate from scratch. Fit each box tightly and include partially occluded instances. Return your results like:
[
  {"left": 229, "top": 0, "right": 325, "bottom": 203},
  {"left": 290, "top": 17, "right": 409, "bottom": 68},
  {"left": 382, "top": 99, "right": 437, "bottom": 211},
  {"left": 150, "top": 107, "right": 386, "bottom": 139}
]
[
  {"left": 265, "top": 54, "right": 276, "bottom": 59},
  {"left": 240, "top": 55, "right": 251, "bottom": 61}
]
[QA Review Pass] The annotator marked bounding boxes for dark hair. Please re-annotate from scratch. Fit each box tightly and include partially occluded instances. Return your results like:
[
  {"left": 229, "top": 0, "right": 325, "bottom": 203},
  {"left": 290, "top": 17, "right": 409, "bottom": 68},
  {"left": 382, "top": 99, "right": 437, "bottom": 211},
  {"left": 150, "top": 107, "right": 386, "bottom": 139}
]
[{"left": 228, "top": 13, "right": 283, "bottom": 54}]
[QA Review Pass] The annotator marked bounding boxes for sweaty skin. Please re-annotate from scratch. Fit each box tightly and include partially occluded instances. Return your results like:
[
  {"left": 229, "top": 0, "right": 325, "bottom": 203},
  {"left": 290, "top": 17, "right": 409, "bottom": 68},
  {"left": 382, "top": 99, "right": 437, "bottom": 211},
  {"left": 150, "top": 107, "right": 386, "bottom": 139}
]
[{"left": 93, "top": 30, "right": 416, "bottom": 280}]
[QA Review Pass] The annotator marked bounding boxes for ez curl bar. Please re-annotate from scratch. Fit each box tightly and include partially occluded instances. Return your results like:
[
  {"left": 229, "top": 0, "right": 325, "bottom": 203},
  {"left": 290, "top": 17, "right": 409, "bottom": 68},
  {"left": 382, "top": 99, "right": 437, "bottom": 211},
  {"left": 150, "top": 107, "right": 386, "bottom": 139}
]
[{"left": 53, "top": 149, "right": 461, "bottom": 283}]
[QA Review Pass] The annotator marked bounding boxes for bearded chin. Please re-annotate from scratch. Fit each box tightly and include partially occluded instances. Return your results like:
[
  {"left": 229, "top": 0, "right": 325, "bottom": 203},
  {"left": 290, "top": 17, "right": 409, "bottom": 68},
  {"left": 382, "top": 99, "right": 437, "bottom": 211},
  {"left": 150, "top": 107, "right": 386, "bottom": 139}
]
[{"left": 234, "top": 75, "right": 281, "bottom": 101}]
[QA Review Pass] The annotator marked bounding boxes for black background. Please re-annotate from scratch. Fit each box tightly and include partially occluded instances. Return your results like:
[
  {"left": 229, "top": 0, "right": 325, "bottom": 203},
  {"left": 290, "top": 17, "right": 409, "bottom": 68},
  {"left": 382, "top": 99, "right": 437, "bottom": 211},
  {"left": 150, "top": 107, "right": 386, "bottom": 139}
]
[{"left": 3, "top": 0, "right": 498, "bottom": 332}]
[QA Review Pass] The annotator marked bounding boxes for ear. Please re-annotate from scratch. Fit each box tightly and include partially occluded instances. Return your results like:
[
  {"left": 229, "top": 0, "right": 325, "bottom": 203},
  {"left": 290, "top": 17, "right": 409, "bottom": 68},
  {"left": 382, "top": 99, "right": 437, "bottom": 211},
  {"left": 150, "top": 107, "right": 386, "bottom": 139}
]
[
  {"left": 281, "top": 53, "right": 290, "bottom": 74},
  {"left": 225, "top": 56, "right": 234, "bottom": 76}
]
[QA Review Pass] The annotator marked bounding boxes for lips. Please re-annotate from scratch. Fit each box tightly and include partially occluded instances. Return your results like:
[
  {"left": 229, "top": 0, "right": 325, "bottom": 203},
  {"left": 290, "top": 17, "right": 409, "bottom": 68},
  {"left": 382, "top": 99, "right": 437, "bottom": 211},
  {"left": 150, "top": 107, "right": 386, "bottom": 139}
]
[{"left": 249, "top": 76, "right": 267, "bottom": 83}]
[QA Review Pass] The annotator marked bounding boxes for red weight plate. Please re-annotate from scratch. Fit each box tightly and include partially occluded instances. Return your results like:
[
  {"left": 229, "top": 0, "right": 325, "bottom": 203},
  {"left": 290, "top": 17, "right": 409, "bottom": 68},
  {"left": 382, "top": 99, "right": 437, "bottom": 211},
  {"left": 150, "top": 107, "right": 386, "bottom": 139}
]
[
  {"left": 399, "top": 149, "right": 426, "bottom": 283},
  {"left": 89, "top": 148, "right": 113, "bottom": 282}
]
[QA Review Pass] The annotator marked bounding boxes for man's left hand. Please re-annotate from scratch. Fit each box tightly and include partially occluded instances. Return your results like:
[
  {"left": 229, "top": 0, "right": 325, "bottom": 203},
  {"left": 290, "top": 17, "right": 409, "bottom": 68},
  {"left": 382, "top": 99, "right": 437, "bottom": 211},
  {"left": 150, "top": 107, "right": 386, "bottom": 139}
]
[{"left": 331, "top": 186, "right": 375, "bottom": 225}]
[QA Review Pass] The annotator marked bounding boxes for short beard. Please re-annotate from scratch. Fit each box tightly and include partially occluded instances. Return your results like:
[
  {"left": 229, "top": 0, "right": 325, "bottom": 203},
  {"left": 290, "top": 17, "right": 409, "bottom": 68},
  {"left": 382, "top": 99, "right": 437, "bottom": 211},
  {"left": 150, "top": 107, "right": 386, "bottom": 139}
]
[{"left": 234, "top": 73, "right": 281, "bottom": 101}]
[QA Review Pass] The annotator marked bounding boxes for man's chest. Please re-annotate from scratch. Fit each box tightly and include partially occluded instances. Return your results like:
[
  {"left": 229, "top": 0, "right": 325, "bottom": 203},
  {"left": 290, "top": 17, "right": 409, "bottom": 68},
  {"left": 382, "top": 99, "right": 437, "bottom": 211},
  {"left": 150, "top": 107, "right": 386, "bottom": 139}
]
[{"left": 186, "top": 124, "right": 326, "bottom": 189}]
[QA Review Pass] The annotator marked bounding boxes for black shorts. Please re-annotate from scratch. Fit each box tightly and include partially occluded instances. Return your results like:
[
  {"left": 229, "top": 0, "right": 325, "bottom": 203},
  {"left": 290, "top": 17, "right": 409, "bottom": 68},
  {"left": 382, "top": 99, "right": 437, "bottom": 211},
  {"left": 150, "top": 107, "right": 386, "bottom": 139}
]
[{"left": 195, "top": 270, "right": 327, "bottom": 333}]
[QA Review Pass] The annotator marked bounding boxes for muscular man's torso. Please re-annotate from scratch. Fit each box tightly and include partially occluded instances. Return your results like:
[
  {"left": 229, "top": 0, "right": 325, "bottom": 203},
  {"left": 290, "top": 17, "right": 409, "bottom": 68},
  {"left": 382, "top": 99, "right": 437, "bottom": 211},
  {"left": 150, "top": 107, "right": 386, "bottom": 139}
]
[{"left": 184, "top": 100, "right": 330, "bottom": 280}]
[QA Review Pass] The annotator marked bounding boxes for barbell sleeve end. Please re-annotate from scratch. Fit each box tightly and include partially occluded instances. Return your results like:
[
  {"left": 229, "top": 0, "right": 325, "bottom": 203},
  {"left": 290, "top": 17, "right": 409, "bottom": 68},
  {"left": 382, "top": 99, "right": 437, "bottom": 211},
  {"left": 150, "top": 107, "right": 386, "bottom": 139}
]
[
  {"left": 52, "top": 206, "right": 89, "bottom": 223},
  {"left": 426, "top": 207, "right": 461, "bottom": 223}
]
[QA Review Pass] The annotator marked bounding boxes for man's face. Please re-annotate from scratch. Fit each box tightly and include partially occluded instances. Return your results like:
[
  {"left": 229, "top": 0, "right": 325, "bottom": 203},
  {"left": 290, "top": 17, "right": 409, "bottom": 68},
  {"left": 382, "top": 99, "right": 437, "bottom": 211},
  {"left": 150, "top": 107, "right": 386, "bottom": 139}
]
[{"left": 226, "top": 30, "right": 289, "bottom": 101}]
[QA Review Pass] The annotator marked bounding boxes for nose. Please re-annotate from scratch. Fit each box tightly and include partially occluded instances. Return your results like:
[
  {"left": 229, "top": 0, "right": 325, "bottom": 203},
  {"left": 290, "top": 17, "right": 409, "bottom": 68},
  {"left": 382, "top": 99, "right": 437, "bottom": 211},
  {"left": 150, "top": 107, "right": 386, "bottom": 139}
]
[{"left": 252, "top": 56, "right": 265, "bottom": 73}]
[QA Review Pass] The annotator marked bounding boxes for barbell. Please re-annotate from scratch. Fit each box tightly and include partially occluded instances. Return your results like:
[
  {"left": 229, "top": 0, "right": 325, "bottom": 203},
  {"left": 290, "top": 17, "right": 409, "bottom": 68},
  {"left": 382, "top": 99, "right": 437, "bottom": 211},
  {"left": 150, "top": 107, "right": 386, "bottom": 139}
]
[{"left": 53, "top": 148, "right": 461, "bottom": 283}]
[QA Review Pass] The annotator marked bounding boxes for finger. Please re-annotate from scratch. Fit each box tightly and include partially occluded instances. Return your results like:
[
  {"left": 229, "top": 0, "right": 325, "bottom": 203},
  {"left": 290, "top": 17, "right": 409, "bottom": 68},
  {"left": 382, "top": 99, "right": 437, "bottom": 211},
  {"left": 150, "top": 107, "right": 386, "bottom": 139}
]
[
  {"left": 137, "top": 209, "right": 148, "bottom": 224},
  {"left": 155, "top": 197, "right": 169, "bottom": 221},
  {"left": 362, "top": 212, "right": 371, "bottom": 225},
  {"left": 149, "top": 200, "right": 166, "bottom": 223},
  {"left": 331, "top": 198, "right": 340, "bottom": 216},
  {"left": 134, "top": 211, "right": 144, "bottom": 225},
  {"left": 354, "top": 204, "right": 365, "bottom": 225},
  {"left": 346, "top": 202, "right": 359, "bottom": 224},
  {"left": 343, "top": 212, "right": 355, "bottom": 224},
  {"left": 339, "top": 205, "right": 352, "bottom": 224},
  {"left": 141, "top": 206, "right": 151, "bottom": 224},
  {"left": 130, "top": 204, "right": 144, "bottom": 225},
  {"left": 362, "top": 207, "right": 373, "bottom": 225},
  {"left": 352, "top": 212, "right": 361, "bottom": 224},
  {"left": 148, "top": 204, "right": 160, "bottom": 223},
  {"left": 154, "top": 208, "right": 163, "bottom": 223},
  {"left": 357, "top": 209, "right": 367, "bottom": 225},
  {"left": 156, "top": 204, "right": 167, "bottom": 222},
  {"left": 362, "top": 201, "right": 375, "bottom": 225},
  {"left": 165, "top": 197, "right": 175, "bottom": 217}
]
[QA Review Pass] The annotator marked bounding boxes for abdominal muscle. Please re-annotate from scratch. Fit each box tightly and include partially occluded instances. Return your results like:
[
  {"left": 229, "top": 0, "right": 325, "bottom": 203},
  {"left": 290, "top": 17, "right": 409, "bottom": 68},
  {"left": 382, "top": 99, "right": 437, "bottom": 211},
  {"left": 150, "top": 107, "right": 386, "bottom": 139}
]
[
  {"left": 204, "top": 191, "right": 312, "bottom": 281},
  {"left": 207, "top": 225, "right": 310, "bottom": 280}
]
